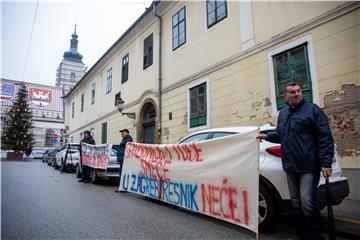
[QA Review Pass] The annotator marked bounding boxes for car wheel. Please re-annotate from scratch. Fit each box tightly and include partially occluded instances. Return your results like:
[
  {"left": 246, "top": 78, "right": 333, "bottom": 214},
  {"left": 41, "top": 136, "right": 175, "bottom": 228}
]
[
  {"left": 259, "top": 184, "right": 277, "bottom": 232},
  {"left": 90, "top": 169, "right": 98, "bottom": 184},
  {"left": 76, "top": 165, "right": 82, "bottom": 178}
]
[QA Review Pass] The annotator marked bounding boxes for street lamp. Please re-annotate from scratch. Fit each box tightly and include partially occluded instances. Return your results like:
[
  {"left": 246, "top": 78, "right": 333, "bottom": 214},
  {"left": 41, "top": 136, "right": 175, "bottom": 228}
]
[{"left": 116, "top": 94, "right": 136, "bottom": 120}]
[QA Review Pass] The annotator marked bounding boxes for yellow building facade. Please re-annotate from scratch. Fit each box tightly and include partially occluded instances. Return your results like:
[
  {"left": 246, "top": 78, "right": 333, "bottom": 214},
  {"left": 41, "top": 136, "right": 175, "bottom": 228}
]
[{"left": 64, "top": 1, "right": 359, "bottom": 183}]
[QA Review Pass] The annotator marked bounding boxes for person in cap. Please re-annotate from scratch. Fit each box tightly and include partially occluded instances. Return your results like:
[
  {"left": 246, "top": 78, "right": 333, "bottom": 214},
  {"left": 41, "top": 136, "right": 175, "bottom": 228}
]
[
  {"left": 79, "top": 130, "right": 95, "bottom": 183},
  {"left": 115, "top": 129, "right": 133, "bottom": 193}
]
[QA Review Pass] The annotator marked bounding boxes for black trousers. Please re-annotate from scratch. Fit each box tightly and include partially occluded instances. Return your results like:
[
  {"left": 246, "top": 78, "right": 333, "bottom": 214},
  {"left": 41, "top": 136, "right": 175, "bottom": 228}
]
[{"left": 82, "top": 165, "right": 91, "bottom": 181}]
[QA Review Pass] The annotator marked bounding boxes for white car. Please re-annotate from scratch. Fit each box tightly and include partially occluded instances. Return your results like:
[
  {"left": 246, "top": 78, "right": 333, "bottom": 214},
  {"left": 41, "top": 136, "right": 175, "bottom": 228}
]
[
  {"left": 54, "top": 143, "right": 80, "bottom": 172},
  {"left": 178, "top": 124, "right": 349, "bottom": 231},
  {"left": 75, "top": 148, "right": 120, "bottom": 184}
]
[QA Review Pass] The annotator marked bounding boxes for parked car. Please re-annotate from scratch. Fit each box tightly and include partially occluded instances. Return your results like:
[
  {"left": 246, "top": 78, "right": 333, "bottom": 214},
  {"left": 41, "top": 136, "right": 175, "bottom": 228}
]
[
  {"left": 45, "top": 148, "right": 59, "bottom": 166},
  {"left": 54, "top": 143, "right": 80, "bottom": 172},
  {"left": 30, "top": 149, "right": 46, "bottom": 159},
  {"left": 42, "top": 148, "right": 57, "bottom": 163},
  {"left": 75, "top": 147, "right": 120, "bottom": 184},
  {"left": 178, "top": 124, "right": 349, "bottom": 231}
]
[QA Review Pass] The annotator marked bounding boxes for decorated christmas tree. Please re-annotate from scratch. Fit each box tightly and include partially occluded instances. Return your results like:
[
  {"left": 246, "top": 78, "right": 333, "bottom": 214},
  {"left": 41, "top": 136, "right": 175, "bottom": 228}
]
[{"left": 1, "top": 84, "right": 34, "bottom": 153}]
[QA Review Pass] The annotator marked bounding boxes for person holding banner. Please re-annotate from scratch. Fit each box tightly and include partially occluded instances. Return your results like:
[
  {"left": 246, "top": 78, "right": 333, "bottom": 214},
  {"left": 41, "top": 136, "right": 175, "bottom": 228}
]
[
  {"left": 257, "top": 82, "right": 333, "bottom": 240},
  {"left": 115, "top": 129, "right": 133, "bottom": 193},
  {"left": 78, "top": 130, "right": 95, "bottom": 183}
]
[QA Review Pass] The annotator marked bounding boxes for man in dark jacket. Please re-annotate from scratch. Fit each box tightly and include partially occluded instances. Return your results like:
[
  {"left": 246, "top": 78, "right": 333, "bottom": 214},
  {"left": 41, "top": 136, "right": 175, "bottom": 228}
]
[
  {"left": 258, "top": 82, "right": 333, "bottom": 240},
  {"left": 115, "top": 129, "right": 133, "bottom": 192},
  {"left": 79, "top": 130, "right": 95, "bottom": 183}
]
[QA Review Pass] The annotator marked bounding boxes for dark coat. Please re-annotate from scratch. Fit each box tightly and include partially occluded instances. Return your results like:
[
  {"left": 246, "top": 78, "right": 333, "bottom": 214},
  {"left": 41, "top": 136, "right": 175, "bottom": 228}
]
[
  {"left": 267, "top": 99, "right": 334, "bottom": 173},
  {"left": 81, "top": 136, "right": 95, "bottom": 145},
  {"left": 117, "top": 135, "right": 133, "bottom": 162}
]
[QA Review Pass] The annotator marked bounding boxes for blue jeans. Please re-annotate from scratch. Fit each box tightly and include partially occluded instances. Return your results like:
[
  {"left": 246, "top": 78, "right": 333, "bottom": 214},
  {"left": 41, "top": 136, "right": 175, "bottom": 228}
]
[{"left": 286, "top": 172, "right": 324, "bottom": 240}]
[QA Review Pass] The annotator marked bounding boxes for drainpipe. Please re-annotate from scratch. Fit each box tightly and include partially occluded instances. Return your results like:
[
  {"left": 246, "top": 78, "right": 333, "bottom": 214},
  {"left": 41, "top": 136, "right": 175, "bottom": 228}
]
[{"left": 153, "top": 2, "right": 162, "bottom": 144}]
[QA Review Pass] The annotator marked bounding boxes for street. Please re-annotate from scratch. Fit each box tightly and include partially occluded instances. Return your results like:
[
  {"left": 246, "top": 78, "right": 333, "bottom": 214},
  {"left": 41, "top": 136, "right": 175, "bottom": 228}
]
[{"left": 1, "top": 160, "right": 355, "bottom": 240}]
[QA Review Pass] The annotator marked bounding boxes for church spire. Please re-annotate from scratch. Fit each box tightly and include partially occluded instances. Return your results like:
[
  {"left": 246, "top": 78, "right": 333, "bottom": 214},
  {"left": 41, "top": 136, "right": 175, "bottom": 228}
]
[{"left": 63, "top": 24, "right": 83, "bottom": 62}]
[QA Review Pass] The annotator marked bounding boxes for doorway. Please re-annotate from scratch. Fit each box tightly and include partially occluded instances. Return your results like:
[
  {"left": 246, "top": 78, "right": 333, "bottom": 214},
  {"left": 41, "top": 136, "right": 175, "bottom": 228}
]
[{"left": 141, "top": 103, "right": 156, "bottom": 144}]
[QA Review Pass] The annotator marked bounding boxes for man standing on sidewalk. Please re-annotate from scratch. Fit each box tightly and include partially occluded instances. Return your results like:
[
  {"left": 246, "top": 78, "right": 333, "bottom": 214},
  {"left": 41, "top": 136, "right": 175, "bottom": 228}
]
[
  {"left": 115, "top": 129, "right": 133, "bottom": 193},
  {"left": 79, "top": 130, "right": 95, "bottom": 183},
  {"left": 257, "top": 82, "right": 334, "bottom": 240}
]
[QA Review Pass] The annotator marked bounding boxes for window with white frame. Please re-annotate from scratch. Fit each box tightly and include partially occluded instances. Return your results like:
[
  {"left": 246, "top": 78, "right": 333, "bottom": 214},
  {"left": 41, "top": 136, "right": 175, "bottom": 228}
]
[
  {"left": 272, "top": 43, "right": 313, "bottom": 110},
  {"left": 122, "top": 54, "right": 129, "bottom": 83},
  {"left": 206, "top": 0, "right": 228, "bottom": 28},
  {"left": 189, "top": 82, "right": 207, "bottom": 128},
  {"left": 91, "top": 83, "right": 95, "bottom": 104},
  {"left": 101, "top": 122, "right": 107, "bottom": 144},
  {"left": 143, "top": 34, "right": 153, "bottom": 69},
  {"left": 172, "top": 6, "right": 186, "bottom": 51},
  {"left": 80, "top": 93, "right": 84, "bottom": 112},
  {"left": 106, "top": 68, "right": 112, "bottom": 93},
  {"left": 71, "top": 102, "right": 74, "bottom": 118},
  {"left": 70, "top": 72, "right": 75, "bottom": 81}
]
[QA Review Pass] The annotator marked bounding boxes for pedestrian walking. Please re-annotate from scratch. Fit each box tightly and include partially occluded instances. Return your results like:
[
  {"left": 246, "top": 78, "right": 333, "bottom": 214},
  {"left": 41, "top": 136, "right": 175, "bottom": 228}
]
[
  {"left": 257, "top": 82, "right": 334, "bottom": 240},
  {"left": 115, "top": 129, "right": 133, "bottom": 193},
  {"left": 79, "top": 130, "right": 95, "bottom": 183}
]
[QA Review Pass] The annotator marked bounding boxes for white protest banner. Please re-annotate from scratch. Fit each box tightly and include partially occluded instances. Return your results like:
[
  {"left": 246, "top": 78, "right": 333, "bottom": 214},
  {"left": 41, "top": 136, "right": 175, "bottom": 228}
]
[
  {"left": 119, "top": 129, "right": 259, "bottom": 233},
  {"left": 81, "top": 143, "right": 113, "bottom": 170}
]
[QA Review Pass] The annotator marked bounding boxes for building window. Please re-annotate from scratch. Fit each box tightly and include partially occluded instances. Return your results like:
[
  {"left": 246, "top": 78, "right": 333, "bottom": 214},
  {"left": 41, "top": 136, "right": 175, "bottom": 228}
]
[
  {"left": 189, "top": 82, "right": 207, "bottom": 128},
  {"left": 45, "top": 129, "right": 54, "bottom": 146},
  {"left": 172, "top": 7, "right": 186, "bottom": 51},
  {"left": 90, "top": 128, "right": 95, "bottom": 137},
  {"left": 91, "top": 83, "right": 96, "bottom": 104},
  {"left": 70, "top": 136, "right": 74, "bottom": 143},
  {"left": 101, "top": 122, "right": 107, "bottom": 144},
  {"left": 80, "top": 132, "right": 83, "bottom": 140},
  {"left": 106, "top": 68, "right": 112, "bottom": 93},
  {"left": 206, "top": 0, "right": 228, "bottom": 28},
  {"left": 80, "top": 93, "right": 84, "bottom": 112},
  {"left": 272, "top": 43, "right": 312, "bottom": 110},
  {"left": 122, "top": 54, "right": 129, "bottom": 83},
  {"left": 71, "top": 102, "right": 74, "bottom": 118},
  {"left": 70, "top": 72, "right": 75, "bottom": 80},
  {"left": 143, "top": 34, "right": 153, "bottom": 69}
]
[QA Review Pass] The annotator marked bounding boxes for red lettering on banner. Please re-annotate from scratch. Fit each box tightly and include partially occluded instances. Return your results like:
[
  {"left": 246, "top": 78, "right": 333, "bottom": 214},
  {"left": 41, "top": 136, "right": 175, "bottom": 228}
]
[
  {"left": 126, "top": 142, "right": 203, "bottom": 163},
  {"left": 140, "top": 158, "right": 171, "bottom": 181},
  {"left": 191, "top": 143, "right": 203, "bottom": 162},
  {"left": 172, "top": 144, "right": 181, "bottom": 160},
  {"left": 242, "top": 189, "right": 249, "bottom": 226},
  {"left": 201, "top": 179, "right": 245, "bottom": 224},
  {"left": 165, "top": 145, "right": 172, "bottom": 160}
]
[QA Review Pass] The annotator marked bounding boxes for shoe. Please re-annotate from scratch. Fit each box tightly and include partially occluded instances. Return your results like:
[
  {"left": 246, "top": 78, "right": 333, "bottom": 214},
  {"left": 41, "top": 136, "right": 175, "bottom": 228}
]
[
  {"left": 84, "top": 180, "right": 90, "bottom": 183},
  {"left": 114, "top": 190, "right": 120, "bottom": 193},
  {"left": 78, "top": 179, "right": 85, "bottom": 182}
]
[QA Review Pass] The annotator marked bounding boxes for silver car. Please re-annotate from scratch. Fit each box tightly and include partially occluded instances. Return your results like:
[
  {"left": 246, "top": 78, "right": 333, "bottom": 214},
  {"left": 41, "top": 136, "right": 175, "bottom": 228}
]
[
  {"left": 75, "top": 148, "right": 120, "bottom": 184},
  {"left": 54, "top": 143, "right": 80, "bottom": 172}
]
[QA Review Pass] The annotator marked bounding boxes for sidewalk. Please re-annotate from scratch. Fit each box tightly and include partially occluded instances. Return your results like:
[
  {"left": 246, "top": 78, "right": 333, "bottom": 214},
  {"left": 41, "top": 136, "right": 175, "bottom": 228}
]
[{"left": 321, "top": 197, "right": 360, "bottom": 237}]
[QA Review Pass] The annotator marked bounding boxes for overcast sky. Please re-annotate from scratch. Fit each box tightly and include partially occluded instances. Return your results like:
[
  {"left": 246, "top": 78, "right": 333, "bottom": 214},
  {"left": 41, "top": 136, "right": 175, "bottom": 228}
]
[{"left": 1, "top": 0, "right": 153, "bottom": 86}]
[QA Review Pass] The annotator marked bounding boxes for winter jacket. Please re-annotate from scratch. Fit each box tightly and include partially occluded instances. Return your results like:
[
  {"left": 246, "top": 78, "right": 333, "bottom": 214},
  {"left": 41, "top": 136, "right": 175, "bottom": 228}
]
[
  {"left": 80, "top": 136, "right": 95, "bottom": 145},
  {"left": 117, "top": 135, "right": 133, "bottom": 162},
  {"left": 267, "top": 99, "right": 334, "bottom": 173}
]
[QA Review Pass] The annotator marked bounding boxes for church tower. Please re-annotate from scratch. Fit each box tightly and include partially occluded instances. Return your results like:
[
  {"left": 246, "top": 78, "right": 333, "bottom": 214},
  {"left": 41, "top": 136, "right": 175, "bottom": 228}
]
[{"left": 56, "top": 25, "right": 86, "bottom": 96}]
